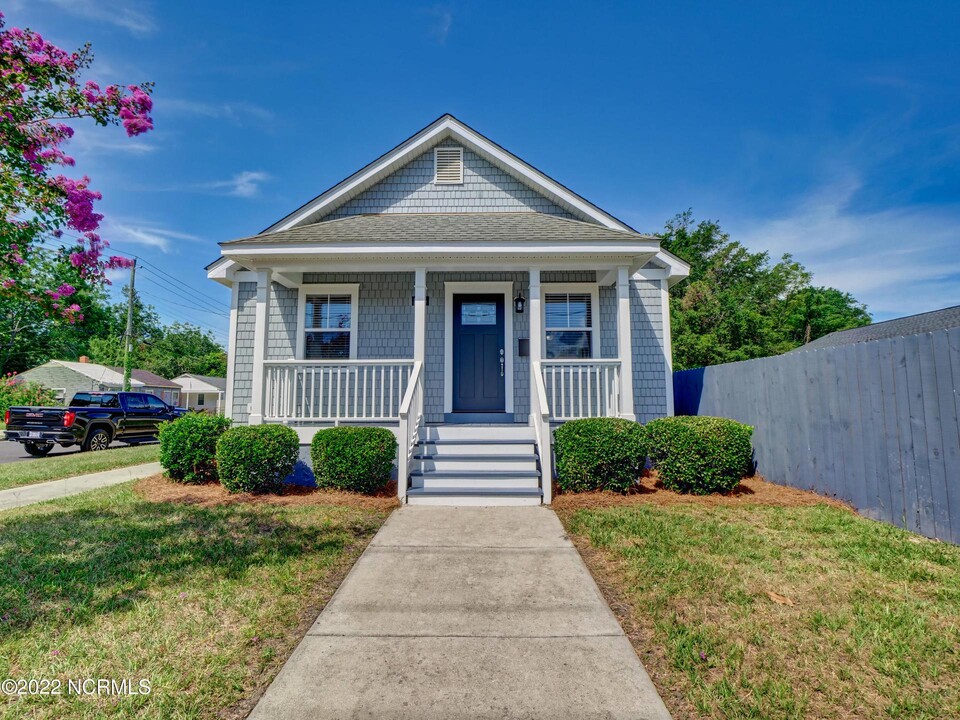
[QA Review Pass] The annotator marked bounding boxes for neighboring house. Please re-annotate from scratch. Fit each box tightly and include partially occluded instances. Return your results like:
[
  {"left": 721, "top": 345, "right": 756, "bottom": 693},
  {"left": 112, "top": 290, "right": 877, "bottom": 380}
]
[
  {"left": 173, "top": 373, "right": 226, "bottom": 413},
  {"left": 207, "top": 114, "right": 689, "bottom": 504},
  {"left": 16, "top": 357, "right": 181, "bottom": 406},
  {"left": 795, "top": 304, "right": 960, "bottom": 351}
]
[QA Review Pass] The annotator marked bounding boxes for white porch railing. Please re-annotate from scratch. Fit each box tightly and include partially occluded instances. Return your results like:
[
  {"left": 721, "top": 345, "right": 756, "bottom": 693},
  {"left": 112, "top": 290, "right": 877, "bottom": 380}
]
[
  {"left": 396, "top": 360, "right": 424, "bottom": 501},
  {"left": 263, "top": 360, "right": 415, "bottom": 422},
  {"left": 540, "top": 360, "right": 622, "bottom": 421},
  {"left": 531, "top": 361, "right": 553, "bottom": 504}
]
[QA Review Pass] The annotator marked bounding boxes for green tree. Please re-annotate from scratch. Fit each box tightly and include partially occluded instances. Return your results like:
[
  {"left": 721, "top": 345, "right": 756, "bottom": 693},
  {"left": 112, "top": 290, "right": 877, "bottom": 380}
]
[
  {"left": 781, "top": 286, "right": 871, "bottom": 345},
  {"left": 0, "top": 246, "right": 113, "bottom": 374},
  {"left": 139, "top": 323, "right": 227, "bottom": 379},
  {"left": 660, "top": 211, "right": 871, "bottom": 369}
]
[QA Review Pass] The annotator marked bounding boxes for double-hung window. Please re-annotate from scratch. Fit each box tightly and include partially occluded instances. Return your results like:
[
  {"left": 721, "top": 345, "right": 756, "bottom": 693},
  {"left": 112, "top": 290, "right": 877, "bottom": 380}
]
[
  {"left": 298, "top": 284, "right": 359, "bottom": 360},
  {"left": 544, "top": 289, "right": 596, "bottom": 359}
]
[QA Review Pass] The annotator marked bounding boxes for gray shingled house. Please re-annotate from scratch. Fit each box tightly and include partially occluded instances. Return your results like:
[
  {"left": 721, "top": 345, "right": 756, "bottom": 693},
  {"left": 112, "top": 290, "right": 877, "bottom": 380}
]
[{"left": 207, "top": 115, "right": 689, "bottom": 505}]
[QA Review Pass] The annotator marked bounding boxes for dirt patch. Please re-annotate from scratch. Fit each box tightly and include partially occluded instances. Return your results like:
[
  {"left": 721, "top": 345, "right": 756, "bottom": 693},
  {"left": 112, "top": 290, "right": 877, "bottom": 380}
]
[
  {"left": 134, "top": 473, "right": 400, "bottom": 511},
  {"left": 552, "top": 471, "right": 852, "bottom": 513}
]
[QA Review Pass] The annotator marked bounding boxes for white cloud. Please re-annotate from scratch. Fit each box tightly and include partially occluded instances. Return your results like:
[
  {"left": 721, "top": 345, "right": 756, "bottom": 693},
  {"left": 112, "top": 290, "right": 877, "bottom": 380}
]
[
  {"left": 733, "top": 176, "right": 960, "bottom": 318},
  {"left": 69, "top": 125, "right": 156, "bottom": 156},
  {"left": 424, "top": 4, "right": 453, "bottom": 44},
  {"left": 162, "top": 98, "right": 275, "bottom": 126},
  {"left": 200, "top": 171, "right": 271, "bottom": 198},
  {"left": 102, "top": 220, "right": 204, "bottom": 254},
  {"left": 34, "top": 0, "right": 156, "bottom": 35}
]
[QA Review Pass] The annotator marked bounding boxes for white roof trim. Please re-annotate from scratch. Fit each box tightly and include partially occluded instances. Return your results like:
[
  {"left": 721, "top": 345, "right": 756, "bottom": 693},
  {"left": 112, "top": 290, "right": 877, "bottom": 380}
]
[{"left": 264, "top": 115, "right": 634, "bottom": 233}]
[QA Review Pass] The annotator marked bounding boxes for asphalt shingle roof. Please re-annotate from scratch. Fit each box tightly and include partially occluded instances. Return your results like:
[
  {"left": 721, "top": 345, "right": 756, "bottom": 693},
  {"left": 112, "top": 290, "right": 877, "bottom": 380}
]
[
  {"left": 221, "top": 212, "right": 656, "bottom": 247},
  {"left": 798, "top": 305, "right": 960, "bottom": 351}
]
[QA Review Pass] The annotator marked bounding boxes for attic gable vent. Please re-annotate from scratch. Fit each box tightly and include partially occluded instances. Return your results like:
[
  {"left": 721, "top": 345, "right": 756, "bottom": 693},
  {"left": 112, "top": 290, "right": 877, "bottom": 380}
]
[{"left": 434, "top": 147, "right": 463, "bottom": 184}]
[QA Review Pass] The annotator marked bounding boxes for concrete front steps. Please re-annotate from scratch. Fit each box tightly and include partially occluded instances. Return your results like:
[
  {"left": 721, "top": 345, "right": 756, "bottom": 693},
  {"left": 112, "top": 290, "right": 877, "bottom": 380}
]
[{"left": 405, "top": 425, "right": 543, "bottom": 506}]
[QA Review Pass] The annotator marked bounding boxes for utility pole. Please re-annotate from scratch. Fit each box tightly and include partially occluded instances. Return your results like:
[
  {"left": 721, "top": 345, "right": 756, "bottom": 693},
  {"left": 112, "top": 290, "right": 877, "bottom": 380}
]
[{"left": 123, "top": 261, "right": 137, "bottom": 391}]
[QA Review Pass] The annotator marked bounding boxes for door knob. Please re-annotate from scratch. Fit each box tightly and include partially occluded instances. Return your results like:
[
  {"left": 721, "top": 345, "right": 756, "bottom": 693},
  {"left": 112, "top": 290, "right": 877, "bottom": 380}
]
[{"left": 500, "top": 348, "right": 505, "bottom": 377}]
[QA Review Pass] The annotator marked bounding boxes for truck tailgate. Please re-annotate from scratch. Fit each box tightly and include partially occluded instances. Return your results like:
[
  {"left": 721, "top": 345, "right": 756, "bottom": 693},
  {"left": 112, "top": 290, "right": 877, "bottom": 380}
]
[{"left": 6, "top": 407, "right": 67, "bottom": 429}]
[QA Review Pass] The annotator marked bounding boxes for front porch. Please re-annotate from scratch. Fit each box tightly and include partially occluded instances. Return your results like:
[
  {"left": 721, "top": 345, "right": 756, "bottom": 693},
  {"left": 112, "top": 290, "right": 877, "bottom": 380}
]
[{"left": 211, "top": 215, "right": 686, "bottom": 504}]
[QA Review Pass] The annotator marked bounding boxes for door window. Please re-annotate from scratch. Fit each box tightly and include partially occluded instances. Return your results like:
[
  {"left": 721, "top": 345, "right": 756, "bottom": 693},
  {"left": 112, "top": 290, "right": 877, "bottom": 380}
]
[
  {"left": 125, "top": 394, "right": 149, "bottom": 410},
  {"left": 461, "top": 302, "right": 497, "bottom": 325},
  {"left": 144, "top": 395, "right": 167, "bottom": 410}
]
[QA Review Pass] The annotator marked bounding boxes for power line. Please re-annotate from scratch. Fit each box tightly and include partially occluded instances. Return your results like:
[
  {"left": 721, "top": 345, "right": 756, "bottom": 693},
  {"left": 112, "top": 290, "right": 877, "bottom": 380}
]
[
  {"left": 29, "top": 241, "right": 228, "bottom": 341},
  {"left": 137, "top": 272, "right": 229, "bottom": 317},
  {"left": 34, "top": 229, "right": 229, "bottom": 313}
]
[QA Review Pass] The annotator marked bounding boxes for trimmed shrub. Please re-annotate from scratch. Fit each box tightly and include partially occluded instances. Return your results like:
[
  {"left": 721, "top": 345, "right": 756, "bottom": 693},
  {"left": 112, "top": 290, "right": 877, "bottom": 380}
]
[
  {"left": 311, "top": 426, "right": 397, "bottom": 494},
  {"left": 554, "top": 417, "right": 648, "bottom": 493},
  {"left": 158, "top": 413, "right": 231, "bottom": 483},
  {"left": 646, "top": 416, "right": 754, "bottom": 495},
  {"left": 216, "top": 424, "right": 300, "bottom": 493}
]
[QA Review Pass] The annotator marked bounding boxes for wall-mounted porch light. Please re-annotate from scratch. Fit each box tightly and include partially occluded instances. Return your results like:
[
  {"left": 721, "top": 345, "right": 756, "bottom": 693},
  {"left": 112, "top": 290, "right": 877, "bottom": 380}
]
[{"left": 514, "top": 291, "right": 526, "bottom": 314}]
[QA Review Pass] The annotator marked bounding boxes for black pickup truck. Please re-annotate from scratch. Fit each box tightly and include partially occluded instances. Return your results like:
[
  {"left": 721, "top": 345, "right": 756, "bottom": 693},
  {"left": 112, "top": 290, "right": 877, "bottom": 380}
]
[{"left": 4, "top": 391, "right": 186, "bottom": 456}]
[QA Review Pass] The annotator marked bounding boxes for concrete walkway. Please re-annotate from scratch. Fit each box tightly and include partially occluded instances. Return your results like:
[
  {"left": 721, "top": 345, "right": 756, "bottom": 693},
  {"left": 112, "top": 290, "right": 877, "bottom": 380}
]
[
  {"left": 0, "top": 462, "right": 161, "bottom": 511},
  {"left": 249, "top": 506, "right": 672, "bottom": 720}
]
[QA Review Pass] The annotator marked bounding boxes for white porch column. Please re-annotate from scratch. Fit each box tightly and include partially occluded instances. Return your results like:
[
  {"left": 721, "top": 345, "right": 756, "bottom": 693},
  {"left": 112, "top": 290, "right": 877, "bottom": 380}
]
[
  {"left": 413, "top": 268, "right": 427, "bottom": 363},
  {"left": 616, "top": 265, "right": 635, "bottom": 420},
  {"left": 660, "top": 278, "right": 675, "bottom": 416},
  {"left": 528, "top": 268, "right": 542, "bottom": 367},
  {"left": 248, "top": 269, "right": 272, "bottom": 425}
]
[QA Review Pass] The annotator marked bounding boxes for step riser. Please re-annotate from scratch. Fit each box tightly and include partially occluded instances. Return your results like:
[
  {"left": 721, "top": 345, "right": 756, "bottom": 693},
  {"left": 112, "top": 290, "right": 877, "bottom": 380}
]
[
  {"left": 418, "top": 443, "right": 536, "bottom": 456},
  {"left": 416, "top": 458, "right": 538, "bottom": 473},
  {"left": 412, "top": 475, "right": 541, "bottom": 490},
  {"left": 420, "top": 426, "right": 535, "bottom": 442},
  {"left": 407, "top": 494, "right": 542, "bottom": 506}
]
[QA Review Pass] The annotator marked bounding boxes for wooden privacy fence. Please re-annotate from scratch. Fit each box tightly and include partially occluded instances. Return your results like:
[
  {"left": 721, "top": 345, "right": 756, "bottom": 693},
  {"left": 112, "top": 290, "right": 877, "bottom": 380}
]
[{"left": 674, "top": 328, "right": 960, "bottom": 544}]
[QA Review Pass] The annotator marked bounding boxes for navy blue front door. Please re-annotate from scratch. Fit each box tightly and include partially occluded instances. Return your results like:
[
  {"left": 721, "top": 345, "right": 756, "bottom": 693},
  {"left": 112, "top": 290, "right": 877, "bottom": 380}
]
[{"left": 452, "top": 294, "right": 505, "bottom": 413}]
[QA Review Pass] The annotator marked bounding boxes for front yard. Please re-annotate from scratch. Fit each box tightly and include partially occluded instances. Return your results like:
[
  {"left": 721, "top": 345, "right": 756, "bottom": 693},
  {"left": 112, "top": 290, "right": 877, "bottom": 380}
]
[
  {"left": 0, "top": 444, "right": 161, "bottom": 492},
  {"left": 0, "top": 478, "right": 392, "bottom": 719},
  {"left": 557, "top": 478, "right": 960, "bottom": 720}
]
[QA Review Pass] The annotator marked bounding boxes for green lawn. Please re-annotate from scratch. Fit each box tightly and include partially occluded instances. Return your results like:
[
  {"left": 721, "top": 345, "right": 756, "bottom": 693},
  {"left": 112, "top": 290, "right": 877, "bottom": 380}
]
[
  {"left": 0, "top": 482, "right": 390, "bottom": 719},
  {"left": 562, "top": 502, "right": 960, "bottom": 720},
  {"left": 0, "top": 444, "right": 160, "bottom": 491}
]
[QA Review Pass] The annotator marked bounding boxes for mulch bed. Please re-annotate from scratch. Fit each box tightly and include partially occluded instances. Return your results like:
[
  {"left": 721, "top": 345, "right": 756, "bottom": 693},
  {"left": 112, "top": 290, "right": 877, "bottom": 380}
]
[
  {"left": 134, "top": 473, "right": 400, "bottom": 511},
  {"left": 552, "top": 471, "right": 853, "bottom": 513}
]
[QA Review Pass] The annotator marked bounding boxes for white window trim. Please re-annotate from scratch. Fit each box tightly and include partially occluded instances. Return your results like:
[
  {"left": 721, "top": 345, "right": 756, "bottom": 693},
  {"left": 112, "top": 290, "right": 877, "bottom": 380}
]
[
  {"left": 295, "top": 283, "right": 360, "bottom": 360},
  {"left": 542, "top": 282, "right": 600, "bottom": 359},
  {"left": 443, "top": 281, "right": 514, "bottom": 414},
  {"left": 434, "top": 146, "right": 464, "bottom": 185}
]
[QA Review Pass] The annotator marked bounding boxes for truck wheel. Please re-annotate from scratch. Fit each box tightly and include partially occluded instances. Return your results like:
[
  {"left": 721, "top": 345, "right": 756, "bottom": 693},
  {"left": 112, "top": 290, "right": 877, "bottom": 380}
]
[
  {"left": 24, "top": 442, "right": 54, "bottom": 457},
  {"left": 82, "top": 429, "right": 111, "bottom": 452}
]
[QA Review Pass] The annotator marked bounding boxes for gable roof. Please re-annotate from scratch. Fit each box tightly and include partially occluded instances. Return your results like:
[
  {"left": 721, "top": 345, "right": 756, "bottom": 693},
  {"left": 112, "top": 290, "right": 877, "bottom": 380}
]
[
  {"left": 53, "top": 360, "right": 133, "bottom": 387},
  {"left": 108, "top": 366, "right": 181, "bottom": 389},
  {"left": 173, "top": 373, "right": 227, "bottom": 390},
  {"left": 223, "top": 212, "right": 654, "bottom": 248},
  {"left": 797, "top": 305, "right": 960, "bottom": 351},
  {"left": 45, "top": 360, "right": 178, "bottom": 389},
  {"left": 263, "top": 114, "right": 636, "bottom": 233}
]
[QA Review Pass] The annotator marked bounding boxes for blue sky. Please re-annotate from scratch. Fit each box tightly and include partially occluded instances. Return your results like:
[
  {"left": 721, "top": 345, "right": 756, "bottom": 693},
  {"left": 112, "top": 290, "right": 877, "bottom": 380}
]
[{"left": 6, "top": 0, "right": 960, "bottom": 342}]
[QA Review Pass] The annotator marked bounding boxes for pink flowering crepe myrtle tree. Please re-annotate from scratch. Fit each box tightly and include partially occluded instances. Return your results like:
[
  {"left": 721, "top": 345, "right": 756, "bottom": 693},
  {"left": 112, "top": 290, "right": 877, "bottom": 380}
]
[{"left": 0, "top": 11, "right": 154, "bottom": 324}]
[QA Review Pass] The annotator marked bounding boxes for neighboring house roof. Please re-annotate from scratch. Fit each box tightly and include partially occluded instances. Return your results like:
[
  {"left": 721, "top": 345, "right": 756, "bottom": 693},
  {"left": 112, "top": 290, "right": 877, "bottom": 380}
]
[
  {"left": 797, "top": 305, "right": 960, "bottom": 351},
  {"left": 51, "top": 360, "right": 142, "bottom": 387},
  {"left": 173, "top": 373, "right": 226, "bottom": 391},
  {"left": 106, "top": 366, "right": 181, "bottom": 389},
  {"left": 222, "top": 212, "right": 655, "bottom": 248},
  {"left": 263, "top": 114, "right": 636, "bottom": 233}
]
